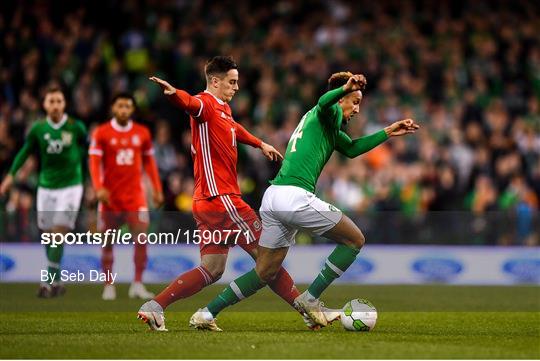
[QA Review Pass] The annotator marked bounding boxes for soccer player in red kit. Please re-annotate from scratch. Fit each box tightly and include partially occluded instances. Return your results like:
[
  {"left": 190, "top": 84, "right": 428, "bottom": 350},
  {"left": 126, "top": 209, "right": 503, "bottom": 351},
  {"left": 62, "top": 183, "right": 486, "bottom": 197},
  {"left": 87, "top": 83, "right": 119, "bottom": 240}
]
[
  {"left": 138, "top": 56, "right": 321, "bottom": 332},
  {"left": 89, "top": 93, "right": 164, "bottom": 300}
]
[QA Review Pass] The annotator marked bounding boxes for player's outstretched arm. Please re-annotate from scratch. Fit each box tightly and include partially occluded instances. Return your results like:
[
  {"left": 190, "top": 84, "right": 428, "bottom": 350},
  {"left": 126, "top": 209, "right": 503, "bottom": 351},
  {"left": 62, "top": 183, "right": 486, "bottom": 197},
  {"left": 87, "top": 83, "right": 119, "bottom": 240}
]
[
  {"left": 149, "top": 76, "right": 202, "bottom": 117},
  {"left": 336, "top": 119, "right": 419, "bottom": 158},
  {"left": 234, "top": 122, "right": 283, "bottom": 161}
]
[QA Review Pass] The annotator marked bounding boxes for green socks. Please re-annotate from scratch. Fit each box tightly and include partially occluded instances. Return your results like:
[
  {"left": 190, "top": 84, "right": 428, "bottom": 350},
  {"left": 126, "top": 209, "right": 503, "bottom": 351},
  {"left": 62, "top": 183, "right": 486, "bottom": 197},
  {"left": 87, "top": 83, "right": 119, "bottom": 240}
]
[
  {"left": 307, "top": 244, "right": 359, "bottom": 299},
  {"left": 46, "top": 244, "right": 63, "bottom": 284},
  {"left": 207, "top": 269, "right": 266, "bottom": 317}
]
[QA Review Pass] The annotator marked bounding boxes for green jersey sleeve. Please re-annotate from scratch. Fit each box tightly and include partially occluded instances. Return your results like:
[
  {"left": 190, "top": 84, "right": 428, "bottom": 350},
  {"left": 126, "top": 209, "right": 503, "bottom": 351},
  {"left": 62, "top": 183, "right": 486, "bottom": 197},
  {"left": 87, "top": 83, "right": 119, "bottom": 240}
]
[
  {"left": 75, "top": 119, "right": 89, "bottom": 180},
  {"left": 336, "top": 129, "right": 388, "bottom": 158},
  {"left": 9, "top": 124, "right": 38, "bottom": 176},
  {"left": 316, "top": 87, "right": 347, "bottom": 128}
]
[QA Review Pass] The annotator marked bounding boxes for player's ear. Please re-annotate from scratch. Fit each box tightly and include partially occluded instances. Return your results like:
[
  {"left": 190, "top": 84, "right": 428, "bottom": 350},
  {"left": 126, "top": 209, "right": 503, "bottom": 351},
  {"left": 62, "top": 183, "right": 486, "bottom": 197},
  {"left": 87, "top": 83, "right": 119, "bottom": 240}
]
[{"left": 211, "top": 75, "right": 220, "bottom": 88}]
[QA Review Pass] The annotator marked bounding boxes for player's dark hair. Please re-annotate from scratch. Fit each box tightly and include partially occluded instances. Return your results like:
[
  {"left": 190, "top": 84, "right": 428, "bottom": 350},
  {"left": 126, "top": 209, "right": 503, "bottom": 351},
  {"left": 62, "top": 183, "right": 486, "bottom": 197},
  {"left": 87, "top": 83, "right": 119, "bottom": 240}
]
[
  {"left": 44, "top": 84, "right": 65, "bottom": 96},
  {"left": 205, "top": 56, "right": 238, "bottom": 80},
  {"left": 111, "top": 92, "right": 136, "bottom": 107},
  {"left": 327, "top": 72, "right": 353, "bottom": 90}
]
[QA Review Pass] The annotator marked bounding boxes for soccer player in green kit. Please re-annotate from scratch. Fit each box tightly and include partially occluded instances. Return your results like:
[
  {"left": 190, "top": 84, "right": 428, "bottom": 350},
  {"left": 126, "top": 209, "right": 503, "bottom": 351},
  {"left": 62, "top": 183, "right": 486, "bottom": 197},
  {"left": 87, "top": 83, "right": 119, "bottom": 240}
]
[
  {"left": 0, "top": 86, "right": 87, "bottom": 298},
  {"left": 189, "top": 72, "right": 419, "bottom": 330}
]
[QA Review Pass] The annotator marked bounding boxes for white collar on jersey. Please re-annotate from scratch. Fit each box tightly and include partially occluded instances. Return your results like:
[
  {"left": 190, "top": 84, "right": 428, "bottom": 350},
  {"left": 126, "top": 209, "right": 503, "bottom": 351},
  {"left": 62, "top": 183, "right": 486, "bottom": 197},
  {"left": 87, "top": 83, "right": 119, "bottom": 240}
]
[
  {"left": 204, "top": 90, "right": 225, "bottom": 105},
  {"left": 111, "top": 118, "right": 133, "bottom": 132},
  {"left": 46, "top": 114, "right": 68, "bottom": 130}
]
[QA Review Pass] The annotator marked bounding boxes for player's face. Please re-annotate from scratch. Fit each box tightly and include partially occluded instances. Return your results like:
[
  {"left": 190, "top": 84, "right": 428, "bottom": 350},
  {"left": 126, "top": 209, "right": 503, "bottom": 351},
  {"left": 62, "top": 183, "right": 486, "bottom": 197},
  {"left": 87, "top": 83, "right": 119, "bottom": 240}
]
[
  {"left": 43, "top": 92, "right": 66, "bottom": 121},
  {"left": 214, "top": 69, "right": 239, "bottom": 102},
  {"left": 340, "top": 91, "right": 362, "bottom": 123},
  {"left": 112, "top": 98, "right": 135, "bottom": 123}
]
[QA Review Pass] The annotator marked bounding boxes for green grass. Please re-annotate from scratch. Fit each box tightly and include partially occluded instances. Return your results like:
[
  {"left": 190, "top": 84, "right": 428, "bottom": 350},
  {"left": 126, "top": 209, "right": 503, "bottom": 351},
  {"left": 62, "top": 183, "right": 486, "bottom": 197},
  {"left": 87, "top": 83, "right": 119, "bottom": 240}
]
[{"left": 0, "top": 283, "right": 539, "bottom": 359}]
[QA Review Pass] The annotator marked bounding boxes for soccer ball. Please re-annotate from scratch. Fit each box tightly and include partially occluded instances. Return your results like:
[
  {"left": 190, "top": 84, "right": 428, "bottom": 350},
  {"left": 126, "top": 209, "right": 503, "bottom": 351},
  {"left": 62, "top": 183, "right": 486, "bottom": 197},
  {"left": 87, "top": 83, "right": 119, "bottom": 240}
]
[{"left": 340, "top": 298, "right": 378, "bottom": 331}]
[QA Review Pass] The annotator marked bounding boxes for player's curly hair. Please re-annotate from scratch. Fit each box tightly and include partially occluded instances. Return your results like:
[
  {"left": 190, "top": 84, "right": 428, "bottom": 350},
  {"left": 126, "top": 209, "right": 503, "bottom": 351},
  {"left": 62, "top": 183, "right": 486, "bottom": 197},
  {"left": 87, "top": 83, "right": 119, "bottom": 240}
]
[
  {"left": 111, "top": 92, "right": 136, "bottom": 107},
  {"left": 327, "top": 71, "right": 353, "bottom": 90},
  {"left": 205, "top": 56, "right": 238, "bottom": 80}
]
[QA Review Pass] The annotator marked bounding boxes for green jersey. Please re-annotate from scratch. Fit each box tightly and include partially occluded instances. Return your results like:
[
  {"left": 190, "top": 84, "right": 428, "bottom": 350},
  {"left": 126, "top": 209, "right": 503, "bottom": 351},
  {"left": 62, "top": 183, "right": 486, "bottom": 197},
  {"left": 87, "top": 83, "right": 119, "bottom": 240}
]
[
  {"left": 9, "top": 115, "right": 87, "bottom": 189},
  {"left": 272, "top": 87, "right": 388, "bottom": 193}
]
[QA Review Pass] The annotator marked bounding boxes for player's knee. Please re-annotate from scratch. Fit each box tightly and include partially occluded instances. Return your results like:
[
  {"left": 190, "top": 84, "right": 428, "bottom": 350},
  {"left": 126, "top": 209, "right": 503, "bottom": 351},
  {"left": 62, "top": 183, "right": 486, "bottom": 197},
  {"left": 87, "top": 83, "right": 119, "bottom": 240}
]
[
  {"left": 202, "top": 263, "right": 225, "bottom": 283},
  {"left": 348, "top": 233, "right": 365, "bottom": 250},
  {"left": 256, "top": 266, "right": 278, "bottom": 284}
]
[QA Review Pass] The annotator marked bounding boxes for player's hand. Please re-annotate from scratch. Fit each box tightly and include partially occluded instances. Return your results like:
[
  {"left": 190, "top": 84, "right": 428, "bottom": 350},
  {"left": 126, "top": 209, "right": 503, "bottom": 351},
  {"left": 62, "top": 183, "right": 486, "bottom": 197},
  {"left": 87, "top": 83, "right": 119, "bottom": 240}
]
[
  {"left": 149, "top": 76, "right": 176, "bottom": 95},
  {"left": 0, "top": 175, "right": 14, "bottom": 197},
  {"left": 384, "top": 119, "right": 420, "bottom": 137},
  {"left": 260, "top": 142, "right": 284, "bottom": 162},
  {"left": 96, "top": 188, "right": 110, "bottom": 205},
  {"left": 152, "top": 190, "right": 164, "bottom": 208},
  {"left": 343, "top": 74, "right": 367, "bottom": 92}
]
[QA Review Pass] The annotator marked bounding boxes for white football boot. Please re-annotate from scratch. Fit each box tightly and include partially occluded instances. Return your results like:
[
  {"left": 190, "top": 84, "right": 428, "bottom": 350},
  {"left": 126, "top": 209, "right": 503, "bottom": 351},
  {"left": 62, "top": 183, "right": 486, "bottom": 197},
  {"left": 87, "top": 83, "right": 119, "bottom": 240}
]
[
  {"left": 128, "top": 282, "right": 155, "bottom": 299},
  {"left": 137, "top": 300, "right": 168, "bottom": 331},
  {"left": 102, "top": 284, "right": 116, "bottom": 300},
  {"left": 294, "top": 291, "right": 339, "bottom": 327},
  {"left": 189, "top": 308, "right": 223, "bottom": 332}
]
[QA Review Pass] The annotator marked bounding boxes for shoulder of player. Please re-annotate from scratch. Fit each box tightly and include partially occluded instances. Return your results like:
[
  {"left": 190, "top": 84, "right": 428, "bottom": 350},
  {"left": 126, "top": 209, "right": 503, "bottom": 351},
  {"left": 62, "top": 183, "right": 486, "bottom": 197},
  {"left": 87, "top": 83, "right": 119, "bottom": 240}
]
[
  {"left": 196, "top": 91, "right": 226, "bottom": 109},
  {"left": 91, "top": 121, "right": 112, "bottom": 138},
  {"left": 29, "top": 119, "right": 47, "bottom": 131},
  {"left": 66, "top": 116, "right": 87, "bottom": 132}
]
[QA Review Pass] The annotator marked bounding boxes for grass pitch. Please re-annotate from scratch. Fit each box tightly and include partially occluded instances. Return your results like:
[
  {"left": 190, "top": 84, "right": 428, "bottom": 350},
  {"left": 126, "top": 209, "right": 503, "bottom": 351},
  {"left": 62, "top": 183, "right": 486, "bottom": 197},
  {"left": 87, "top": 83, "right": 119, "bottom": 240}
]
[{"left": 0, "top": 283, "right": 539, "bottom": 359}]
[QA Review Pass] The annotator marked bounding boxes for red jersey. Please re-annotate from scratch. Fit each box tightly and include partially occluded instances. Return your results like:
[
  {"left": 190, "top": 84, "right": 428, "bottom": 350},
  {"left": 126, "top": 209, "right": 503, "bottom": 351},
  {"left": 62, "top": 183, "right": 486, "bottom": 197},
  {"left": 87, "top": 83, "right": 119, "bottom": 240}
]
[
  {"left": 187, "top": 91, "right": 261, "bottom": 200},
  {"left": 89, "top": 119, "right": 161, "bottom": 207}
]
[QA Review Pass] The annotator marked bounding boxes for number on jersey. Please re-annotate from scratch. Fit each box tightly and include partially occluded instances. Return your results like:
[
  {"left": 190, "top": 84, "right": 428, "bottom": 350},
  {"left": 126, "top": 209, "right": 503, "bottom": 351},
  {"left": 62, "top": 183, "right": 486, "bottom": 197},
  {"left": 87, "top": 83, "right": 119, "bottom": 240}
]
[
  {"left": 116, "top": 148, "right": 134, "bottom": 165},
  {"left": 290, "top": 112, "right": 309, "bottom": 152}
]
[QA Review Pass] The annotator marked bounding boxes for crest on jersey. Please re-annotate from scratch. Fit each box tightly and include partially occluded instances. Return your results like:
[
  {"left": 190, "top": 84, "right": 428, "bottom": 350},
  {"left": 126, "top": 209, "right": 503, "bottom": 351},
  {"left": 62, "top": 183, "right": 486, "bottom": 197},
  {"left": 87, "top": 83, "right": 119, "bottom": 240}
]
[
  {"left": 61, "top": 131, "right": 72, "bottom": 146},
  {"left": 253, "top": 220, "right": 262, "bottom": 231},
  {"left": 111, "top": 138, "right": 117, "bottom": 145},
  {"left": 132, "top": 135, "right": 140, "bottom": 146}
]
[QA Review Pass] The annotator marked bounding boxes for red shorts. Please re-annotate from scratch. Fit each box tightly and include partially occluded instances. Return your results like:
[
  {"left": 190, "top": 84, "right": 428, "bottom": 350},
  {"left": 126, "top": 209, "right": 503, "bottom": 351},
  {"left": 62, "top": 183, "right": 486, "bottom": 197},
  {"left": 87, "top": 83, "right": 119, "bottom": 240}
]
[
  {"left": 192, "top": 194, "right": 261, "bottom": 255},
  {"left": 98, "top": 200, "right": 149, "bottom": 232}
]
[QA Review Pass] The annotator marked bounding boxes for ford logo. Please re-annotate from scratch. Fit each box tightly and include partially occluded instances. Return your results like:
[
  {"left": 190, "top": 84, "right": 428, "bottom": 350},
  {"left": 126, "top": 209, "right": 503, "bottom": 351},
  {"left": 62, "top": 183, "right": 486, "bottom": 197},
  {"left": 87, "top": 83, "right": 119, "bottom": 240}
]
[
  {"left": 62, "top": 255, "right": 101, "bottom": 278},
  {"left": 339, "top": 258, "right": 375, "bottom": 281},
  {"left": 0, "top": 254, "right": 15, "bottom": 273},
  {"left": 412, "top": 258, "right": 463, "bottom": 282},
  {"left": 502, "top": 259, "right": 540, "bottom": 283},
  {"left": 147, "top": 256, "right": 195, "bottom": 279}
]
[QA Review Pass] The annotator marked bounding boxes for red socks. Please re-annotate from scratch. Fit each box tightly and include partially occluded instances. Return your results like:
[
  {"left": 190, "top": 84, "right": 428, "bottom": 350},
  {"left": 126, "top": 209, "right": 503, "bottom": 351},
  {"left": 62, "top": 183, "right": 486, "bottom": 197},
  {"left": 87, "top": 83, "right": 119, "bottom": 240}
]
[
  {"left": 154, "top": 266, "right": 214, "bottom": 309},
  {"left": 268, "top": 267, "right": 301, "bottom": 306},
  {"left": 101, "top": 247, "right": 114, "bottom": 284},
  {"left": 134, "top": 242, "right": 147, "bottom": 283}
]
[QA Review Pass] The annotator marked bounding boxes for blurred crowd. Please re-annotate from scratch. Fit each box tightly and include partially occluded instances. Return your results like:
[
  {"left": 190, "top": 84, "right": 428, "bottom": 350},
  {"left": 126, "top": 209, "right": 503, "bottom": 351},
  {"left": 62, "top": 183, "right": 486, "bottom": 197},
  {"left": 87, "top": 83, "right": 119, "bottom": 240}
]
[{"left": 1, "top": 0, "right": 539, "bottom": 245}]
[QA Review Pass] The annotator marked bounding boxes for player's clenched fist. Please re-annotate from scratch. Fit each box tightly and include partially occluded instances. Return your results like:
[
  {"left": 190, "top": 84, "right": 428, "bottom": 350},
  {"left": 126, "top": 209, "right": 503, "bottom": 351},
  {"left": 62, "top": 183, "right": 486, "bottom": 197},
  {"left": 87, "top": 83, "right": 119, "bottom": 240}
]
[
  {"left": 149, "top": 76, "right": 176, "bottom": 95},
  {"left": 384, "top": 119, "right": 420, "bottom": 137},
  {"left": 343, "top": 74, "right": 367, "bottom": 92}
]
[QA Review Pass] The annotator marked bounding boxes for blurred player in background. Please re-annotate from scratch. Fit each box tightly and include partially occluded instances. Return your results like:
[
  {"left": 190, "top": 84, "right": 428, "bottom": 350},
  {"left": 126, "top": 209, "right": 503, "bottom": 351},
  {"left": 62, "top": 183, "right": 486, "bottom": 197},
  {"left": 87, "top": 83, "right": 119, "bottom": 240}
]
[
  {"left": 89, "top": 93, "right": 163, "bottom": 300},
  {"left": 191, "top": 72, "right": 420, "bottom": 330},
  {"left": 137, "top": 56, "right": 319, "bottom": 332},
  {"left": 0, "top": 86, "right": 87, "bottom": 298}
]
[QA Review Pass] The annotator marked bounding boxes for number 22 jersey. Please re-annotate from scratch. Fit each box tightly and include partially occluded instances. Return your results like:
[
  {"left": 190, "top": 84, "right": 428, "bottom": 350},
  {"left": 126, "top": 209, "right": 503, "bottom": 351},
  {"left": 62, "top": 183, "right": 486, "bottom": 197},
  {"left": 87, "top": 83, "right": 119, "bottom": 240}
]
[{"left": 89, "top": 118, "right": 155, "bottom": 206}]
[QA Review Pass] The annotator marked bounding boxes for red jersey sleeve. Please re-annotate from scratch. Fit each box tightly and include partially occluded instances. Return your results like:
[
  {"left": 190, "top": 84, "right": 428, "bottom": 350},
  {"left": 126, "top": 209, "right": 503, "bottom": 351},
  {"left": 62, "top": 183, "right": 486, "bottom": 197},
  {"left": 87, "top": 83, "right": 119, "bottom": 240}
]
[
  {"left": 235, "top": 122, "right": 262, "bottom": 148},
  {"left": 142, "top": 128, "right": 163, "bottom": 193},
  {"left": 88, "top": 127, "right": 104, "bottom": 190},
  {"left": 168, "top": 89, "right": 208, "bottom": 122}
]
